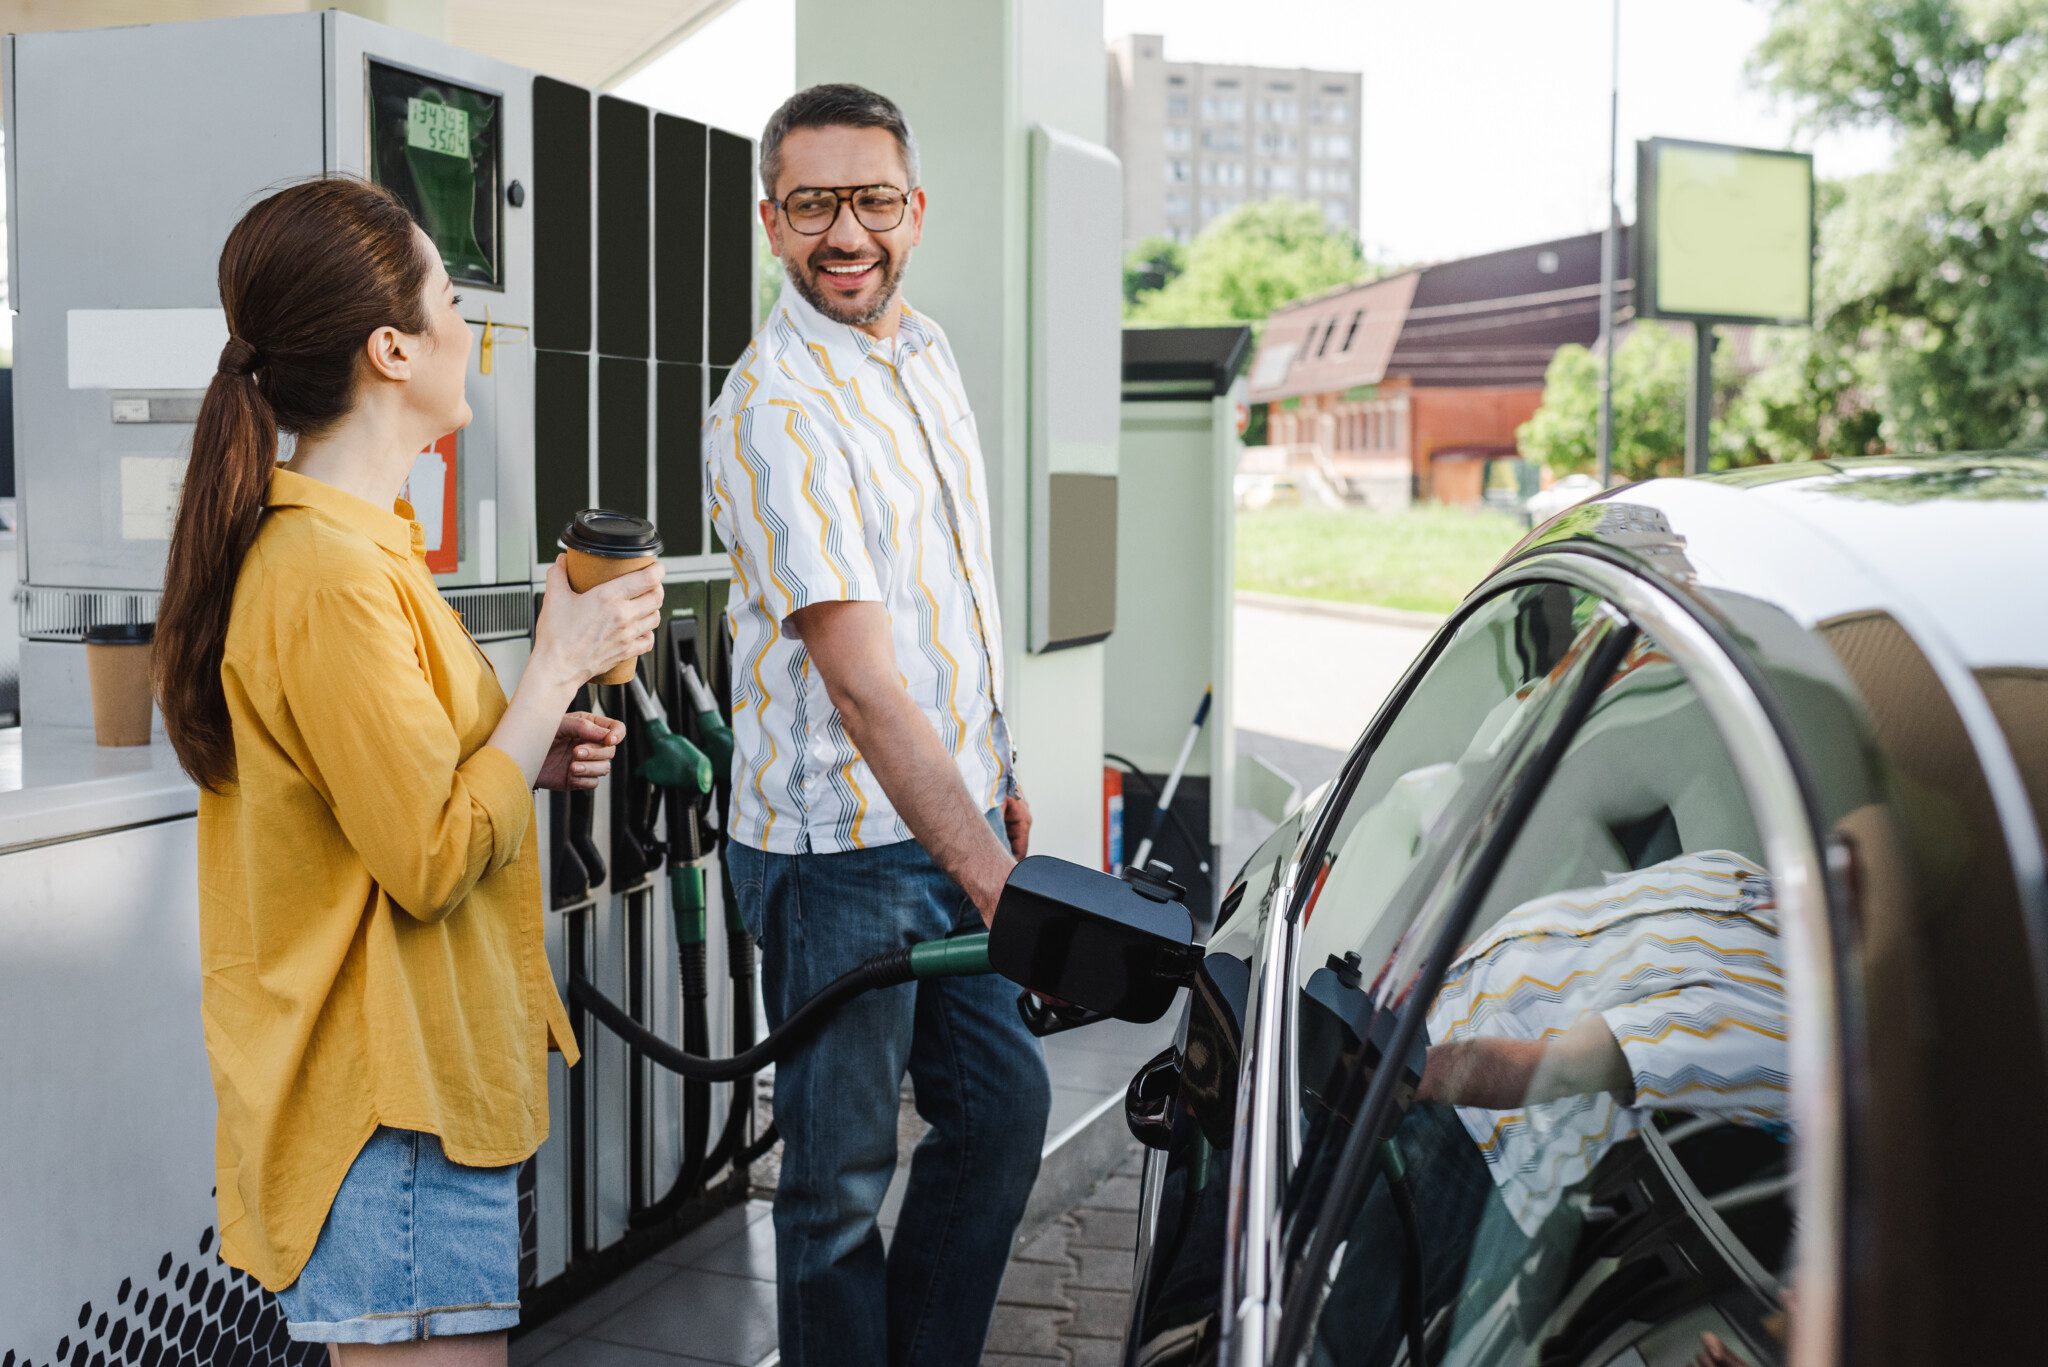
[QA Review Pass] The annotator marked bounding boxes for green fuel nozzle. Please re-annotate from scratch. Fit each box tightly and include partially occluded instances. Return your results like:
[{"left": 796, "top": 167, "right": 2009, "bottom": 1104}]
[
  {"left": 627, "top": 676, "right": 714, "bottom": 797},
  {"left": 679, "top": 662, "right": 734, "bottom": 777}
]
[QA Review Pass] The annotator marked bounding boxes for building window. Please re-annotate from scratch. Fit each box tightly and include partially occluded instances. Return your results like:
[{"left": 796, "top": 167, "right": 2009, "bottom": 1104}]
[
  {"left": 1166, "top": 193, "right": 1191, "bottom": 218},
  {"left": 1315, "top": 316, "right": 1340, "bottom": 357},
  {"left": 1171, "top": 225, "right": 1192, "bottom": 243},
  {"left": 1312, "top": 133, "right": 1353, "bottom": 160},
  {"left": 1167, "top": 93, "right": 1189, "bottom": 118},
  {"left": 1212, "top": 77, "right": 1240, "bottom": 89},
  {"left": 1168, "top": 73, "right": 1187, "bottom": 85},
  {"left": 1258, "top": 97, "right": 1299, "bottom": 123},
  {"left": 1165, "top": 125, "right": 1191, "bottom": 151},
  {"left": 1342, "top": 308, "right": 1364, "bottom": 350},
  {"left": 1258, "top": 130, "right": 1300, "bottom": 156},
  {"left": 1259, "top": 164, "right": 1297, "bottom": 191},
  {"left": 1201, "top": 95, "right": 1246, "bottom": 121},
  {"left": 1201, "top": 126, "right": 1245, "bottom": 153},
  {"left": 1165, "top": 159, "right": 1190, "bottom": 182},
  {"left": 1268, "top": 79, "right": 1295, "bottom": 92}
]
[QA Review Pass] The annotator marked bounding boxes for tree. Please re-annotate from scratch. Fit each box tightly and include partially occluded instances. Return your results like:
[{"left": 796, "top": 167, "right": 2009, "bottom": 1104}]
[
  {"left": 1717, "top": 327, "right": 1884, "bottom": 466},
  {"left": 1123, "top": 234, "right": 1185, "bottom": 311},
  {"left": 1126, "top": 200, "right": 1367, "bottom": 327},
  {"left": 1516, "top": 324, "right": 1695, "bottom": 483},
  {"left": 1751, "top": 0, "right": 2048, "bottom": 452}
]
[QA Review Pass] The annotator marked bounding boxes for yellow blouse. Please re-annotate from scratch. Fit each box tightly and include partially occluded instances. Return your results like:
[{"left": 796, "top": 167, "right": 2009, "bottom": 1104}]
[{"left": 198, "top": 467, "right": 578, "bottom": 1292}]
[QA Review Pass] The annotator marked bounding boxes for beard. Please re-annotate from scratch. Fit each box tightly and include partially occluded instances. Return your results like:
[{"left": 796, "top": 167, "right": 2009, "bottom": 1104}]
[{"left": 787, "top": 245, "right": 909, "bottom": 328}]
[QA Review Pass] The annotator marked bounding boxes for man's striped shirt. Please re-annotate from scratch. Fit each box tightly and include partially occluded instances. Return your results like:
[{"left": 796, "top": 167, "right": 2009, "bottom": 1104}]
[
  {"left": 704, "top": 284, "right": 1011, "bottom": 855},
  {"left": 1425, "top": 849, "right": 1788, "bottom": 1233}
]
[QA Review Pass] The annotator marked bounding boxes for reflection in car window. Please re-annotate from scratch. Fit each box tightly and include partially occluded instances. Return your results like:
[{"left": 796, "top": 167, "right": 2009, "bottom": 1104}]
[
  {"left": 1294, "top": 633, "right": 1795, "bottom": 1367},
  {"left": 1289, "top": 581, "right": 1605, "bottom": 1163}
]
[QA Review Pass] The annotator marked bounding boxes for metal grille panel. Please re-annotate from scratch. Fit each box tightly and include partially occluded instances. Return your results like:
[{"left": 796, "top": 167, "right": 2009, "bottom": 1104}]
[{"left": 443, "top": 585, "right": 536, "bottom": 641}]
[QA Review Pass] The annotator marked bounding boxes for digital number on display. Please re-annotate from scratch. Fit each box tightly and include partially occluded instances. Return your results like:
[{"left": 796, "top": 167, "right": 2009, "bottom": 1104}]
[{"left": 406, "top": 96, "right": 470, "bottom": 158}]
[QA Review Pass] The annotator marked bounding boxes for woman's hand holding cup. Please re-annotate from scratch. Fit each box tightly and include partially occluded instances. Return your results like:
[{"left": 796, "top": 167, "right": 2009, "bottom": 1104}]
[{"left": 534, "top": 557, "right": 665, "bottom": 689}]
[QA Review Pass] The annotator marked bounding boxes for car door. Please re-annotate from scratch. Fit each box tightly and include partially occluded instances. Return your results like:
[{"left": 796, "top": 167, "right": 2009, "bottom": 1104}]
[
  {"left": 1126, "top": 575, "right": 1619, "bottom": 1366},
  {"left": 1259, "top": 555, "right": 1838, "bottom": 1367}
]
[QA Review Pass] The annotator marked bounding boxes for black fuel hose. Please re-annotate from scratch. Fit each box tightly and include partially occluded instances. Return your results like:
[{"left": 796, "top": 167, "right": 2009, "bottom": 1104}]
[{"left": 570, "top": 943, "right": 921, "bottom": 1084}]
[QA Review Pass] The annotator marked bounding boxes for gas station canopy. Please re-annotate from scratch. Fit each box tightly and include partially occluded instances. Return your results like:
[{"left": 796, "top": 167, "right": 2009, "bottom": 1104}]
[{"left": 0, "top": 0, "right": 736, "bottom": 88}]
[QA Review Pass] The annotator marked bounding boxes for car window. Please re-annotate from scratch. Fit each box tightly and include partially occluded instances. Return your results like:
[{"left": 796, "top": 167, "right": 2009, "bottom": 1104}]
[
  {"left": 1285, "top": 580, "right": 1610, "bottom": 1173},
  {"left": 1290, "top": 631, "right": 1796, "bottom": 1367}
]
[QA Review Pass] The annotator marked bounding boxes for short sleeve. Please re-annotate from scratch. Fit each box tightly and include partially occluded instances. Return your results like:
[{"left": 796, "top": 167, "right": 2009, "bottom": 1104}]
[
  {"left": 708, "top": 400, "right": 882, "bottom": 636},
  {"left": 277, "top": 579, "right": 532, "bottom": 922}
]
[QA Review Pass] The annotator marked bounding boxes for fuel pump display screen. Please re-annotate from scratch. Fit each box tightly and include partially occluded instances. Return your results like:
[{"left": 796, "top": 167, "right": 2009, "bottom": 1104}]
[{"left": 367, "top": 61, "right": 503, "bottom": 289}]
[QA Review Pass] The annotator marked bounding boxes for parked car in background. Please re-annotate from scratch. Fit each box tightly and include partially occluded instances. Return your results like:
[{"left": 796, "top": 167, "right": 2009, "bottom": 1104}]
[
  {"left": 1522, "top": 471, "right": 1604, "bottom": 526},
  {"left": 1121, "top": 455, "right": 2048, "bottom": 1367}
]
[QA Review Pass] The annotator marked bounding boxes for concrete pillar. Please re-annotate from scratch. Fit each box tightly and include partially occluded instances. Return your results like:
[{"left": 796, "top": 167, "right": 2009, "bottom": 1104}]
[{"left": 794, "top": 0, "right": 1114, "bottom": 866}]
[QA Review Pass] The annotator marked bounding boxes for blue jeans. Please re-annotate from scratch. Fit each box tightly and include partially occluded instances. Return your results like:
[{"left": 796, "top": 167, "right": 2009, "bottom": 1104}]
[
  {"left": 276, "top": 1127, "right": 521, "bottom": 1342},
  {"left": 727, "top": 814, "right": 1052, "bottom": 1367}
]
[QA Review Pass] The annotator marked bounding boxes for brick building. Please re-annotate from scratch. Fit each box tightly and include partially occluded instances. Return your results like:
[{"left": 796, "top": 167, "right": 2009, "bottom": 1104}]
[{"left": 1248, "top": 228, "right": 1633, "bottom": 504}]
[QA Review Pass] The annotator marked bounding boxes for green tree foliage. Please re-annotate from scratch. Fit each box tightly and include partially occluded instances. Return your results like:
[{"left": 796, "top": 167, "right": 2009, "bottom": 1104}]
[
  {"left": 1123, "top": 234, "right": 1186, "bottom": 310},
  {"left": 1515, "top": 325, "right": 1695, "bottom": 482},
  {"left": 1125, "top": 200, "right": 1367, "bottom": 327},
  {"left": 1750, "top": 0, "right": 2048, "bottom": 452}
]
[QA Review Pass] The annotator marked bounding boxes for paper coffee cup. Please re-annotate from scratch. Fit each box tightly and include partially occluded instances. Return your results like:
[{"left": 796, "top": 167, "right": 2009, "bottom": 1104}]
[
  {"left": 559, "top": 509, "right": 663, "bottom": 686},
  {"left": 84, "top": 622, "right": 156, "bottom": 747}
]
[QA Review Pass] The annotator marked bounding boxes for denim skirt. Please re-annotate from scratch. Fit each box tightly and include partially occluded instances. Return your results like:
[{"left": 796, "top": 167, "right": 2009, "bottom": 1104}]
[{"left": 276, "top": 1126, "right": 521, "bottom": 1342}]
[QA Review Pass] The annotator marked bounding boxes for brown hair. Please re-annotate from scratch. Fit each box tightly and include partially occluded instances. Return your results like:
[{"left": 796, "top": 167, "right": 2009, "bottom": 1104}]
[{"left": 156, "top": 177, "right": 434, "bottom": 791}]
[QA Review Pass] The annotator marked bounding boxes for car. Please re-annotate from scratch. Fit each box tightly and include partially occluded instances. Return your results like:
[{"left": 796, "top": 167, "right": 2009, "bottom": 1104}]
[{"left": 1117, "top": 454, "right": 2048, "bottom": 1367}]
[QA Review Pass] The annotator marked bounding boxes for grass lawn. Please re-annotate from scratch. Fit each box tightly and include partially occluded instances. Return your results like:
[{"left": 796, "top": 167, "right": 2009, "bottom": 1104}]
[{"left": 1236, "top": 503, "right": 1529, "bottom": 615}]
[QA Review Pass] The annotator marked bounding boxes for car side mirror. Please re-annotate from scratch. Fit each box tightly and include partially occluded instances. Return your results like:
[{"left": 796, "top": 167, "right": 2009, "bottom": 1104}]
[{"left": 988, "top": 857, "right": 1202, "bottom": 1023}]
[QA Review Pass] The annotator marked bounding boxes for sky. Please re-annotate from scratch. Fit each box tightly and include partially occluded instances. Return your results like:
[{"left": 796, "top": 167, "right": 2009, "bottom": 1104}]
[{"left": 616, "top": 0, "right": 1895, "bottom": 265}]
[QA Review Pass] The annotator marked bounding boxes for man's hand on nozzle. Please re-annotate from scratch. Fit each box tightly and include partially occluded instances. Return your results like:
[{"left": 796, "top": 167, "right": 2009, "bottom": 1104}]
[{"left": 968, "top": 847, "right": 1019, "bottom": 928}]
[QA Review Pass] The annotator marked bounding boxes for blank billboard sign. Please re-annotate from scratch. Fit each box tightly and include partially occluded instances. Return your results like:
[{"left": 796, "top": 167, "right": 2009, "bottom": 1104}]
[{"left": 1636, "top": 138, "right": 1813, "bottom": 325}]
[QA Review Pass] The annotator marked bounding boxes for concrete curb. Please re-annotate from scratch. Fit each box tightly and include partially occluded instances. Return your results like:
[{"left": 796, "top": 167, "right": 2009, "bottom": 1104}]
[{"left": 1234, "top": 590, "right": 1448, "bottom": 631}]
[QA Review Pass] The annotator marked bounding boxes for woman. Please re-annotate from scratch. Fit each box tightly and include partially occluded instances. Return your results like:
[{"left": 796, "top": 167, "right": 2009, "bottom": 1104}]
[{"left": 155, "top": 177, "right": 660, "bottom": 1361}]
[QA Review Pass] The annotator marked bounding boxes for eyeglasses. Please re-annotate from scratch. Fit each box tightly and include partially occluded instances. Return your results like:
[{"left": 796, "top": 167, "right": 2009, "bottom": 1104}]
[{"left": 773, "top": 184, "right": 912, "bottom": 236}]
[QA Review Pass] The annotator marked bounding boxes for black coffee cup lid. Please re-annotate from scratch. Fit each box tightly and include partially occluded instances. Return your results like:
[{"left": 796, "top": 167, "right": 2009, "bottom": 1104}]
[
  {"left": 85, "top": 622, "right": 154, "bottom": 645},
  {"left": 559, "top": 509, "right": 661, "bottom": 558}
]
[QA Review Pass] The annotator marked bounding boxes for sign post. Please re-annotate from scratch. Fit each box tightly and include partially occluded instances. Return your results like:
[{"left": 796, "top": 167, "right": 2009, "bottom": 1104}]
[{"left": 1634, "top": 138, "right": 1814, "bottom": 476}]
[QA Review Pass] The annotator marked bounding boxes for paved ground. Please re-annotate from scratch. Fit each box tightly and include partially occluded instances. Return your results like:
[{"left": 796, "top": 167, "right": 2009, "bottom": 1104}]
[
  {"left": 1233, "top": 595, "right": 1439, "bottom": 754},
  {"left": 983, "top": 1146, "right": 1147, "bottom": 1366}
]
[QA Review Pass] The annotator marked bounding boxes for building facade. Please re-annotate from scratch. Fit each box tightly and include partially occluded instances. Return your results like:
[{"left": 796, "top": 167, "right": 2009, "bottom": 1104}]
[
  {"left": 1247, "top": 229, "right": 1635, "bottom": 505},
  {"left": 1108, "top": 33, "right": 1361, "bottom": 247}
]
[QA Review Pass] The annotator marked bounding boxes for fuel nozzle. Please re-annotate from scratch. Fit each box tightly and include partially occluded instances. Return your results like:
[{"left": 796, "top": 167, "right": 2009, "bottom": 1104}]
[
  {"left": 678, "top": 661, "right": 734, "bottom": 777},
  {"left": 626, "top": 675, "right": 714, "bottom": 797}
]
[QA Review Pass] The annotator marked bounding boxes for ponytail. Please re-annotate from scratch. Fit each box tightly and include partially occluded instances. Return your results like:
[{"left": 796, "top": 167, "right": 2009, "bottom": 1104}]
[
  {"left": 152, "top": 176, "right": 433, "bottom": 791},
  {"left": 155, "top": 342, "right": 277, "bottom": 790}
]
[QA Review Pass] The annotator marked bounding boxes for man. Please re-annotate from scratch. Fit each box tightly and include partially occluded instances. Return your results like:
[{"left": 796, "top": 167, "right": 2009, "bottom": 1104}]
[{"left": 702, "top": 84, "right": 1050, "bottom": 1367}]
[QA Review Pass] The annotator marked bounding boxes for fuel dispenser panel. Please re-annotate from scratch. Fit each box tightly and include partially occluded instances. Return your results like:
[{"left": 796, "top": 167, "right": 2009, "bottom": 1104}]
[{"left": 526, "top": 76, "right": 748, "bottom": 573}]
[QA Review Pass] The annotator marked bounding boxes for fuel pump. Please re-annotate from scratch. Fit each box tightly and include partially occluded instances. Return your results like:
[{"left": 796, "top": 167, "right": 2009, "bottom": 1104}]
[{"left": 618, "top": 665, "right": 720, "bottom": 1227}]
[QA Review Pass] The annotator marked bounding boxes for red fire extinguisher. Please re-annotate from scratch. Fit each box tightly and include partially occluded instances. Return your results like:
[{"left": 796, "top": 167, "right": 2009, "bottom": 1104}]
[{"left": 1102, "top": 766, "right": 1124, "bottom": 873}]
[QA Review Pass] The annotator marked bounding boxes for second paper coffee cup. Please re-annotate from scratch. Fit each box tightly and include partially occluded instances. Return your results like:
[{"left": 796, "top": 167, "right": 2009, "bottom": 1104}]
[
  {"left": 559, "top": 509, "right": 662, "bottom": 686},
  {"left": 85, "top": 622, "right": 156, "bottom": 747}
]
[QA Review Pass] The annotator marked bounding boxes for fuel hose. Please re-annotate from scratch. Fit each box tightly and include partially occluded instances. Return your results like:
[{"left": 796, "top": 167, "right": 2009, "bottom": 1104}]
[{"left": 568, "top": 932, "right": 993, "bottom": 1083}]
